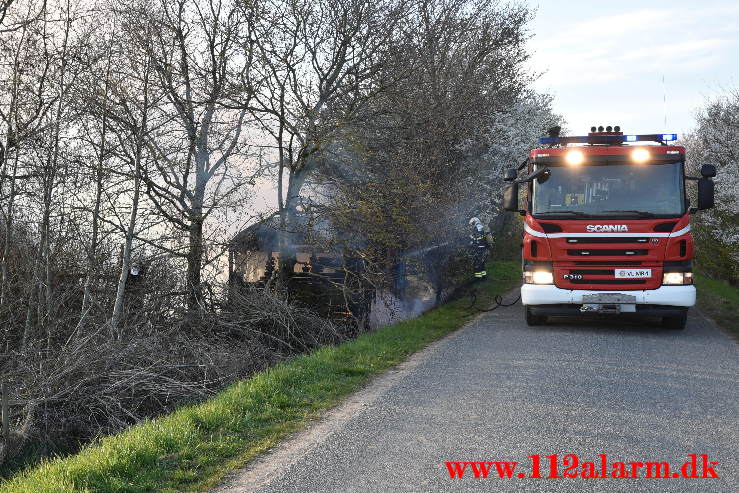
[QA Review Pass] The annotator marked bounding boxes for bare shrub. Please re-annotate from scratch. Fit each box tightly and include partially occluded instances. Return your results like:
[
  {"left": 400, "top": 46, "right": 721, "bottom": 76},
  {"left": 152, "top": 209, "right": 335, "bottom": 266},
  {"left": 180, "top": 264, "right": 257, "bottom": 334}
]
[
  {"left": 216, "top": 286, "right": 350, "bottom": 353},
  {"left": 0, "top": 285, "right": 347, "bottom": 463}
]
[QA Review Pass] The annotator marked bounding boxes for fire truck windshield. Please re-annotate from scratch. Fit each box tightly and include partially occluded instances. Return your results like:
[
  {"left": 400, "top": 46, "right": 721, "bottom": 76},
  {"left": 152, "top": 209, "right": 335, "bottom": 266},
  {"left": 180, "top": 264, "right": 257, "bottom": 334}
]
[{"left": 532, "top": 161, "right": 685, "bottom": 218}]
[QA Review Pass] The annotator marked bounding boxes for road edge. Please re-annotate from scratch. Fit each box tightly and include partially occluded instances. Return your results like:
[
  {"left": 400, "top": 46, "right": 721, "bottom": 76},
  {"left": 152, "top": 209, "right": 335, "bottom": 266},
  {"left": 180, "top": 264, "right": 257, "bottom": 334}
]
[{"left": 211, "top": 321, "right": 472, "bottom": 492}]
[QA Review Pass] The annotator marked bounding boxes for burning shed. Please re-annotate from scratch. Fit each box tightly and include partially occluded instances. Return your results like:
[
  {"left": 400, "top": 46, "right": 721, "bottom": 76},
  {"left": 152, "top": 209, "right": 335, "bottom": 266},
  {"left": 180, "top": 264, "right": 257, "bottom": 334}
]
[
  {"left": 227, "top": 209, "right": 467, "bottom": 329},
  {"left": 228, "top": 213, "right": 371, "bottom": 324},
  {"left": 228, "top": 214, "right": 344, "bottom": 284}
]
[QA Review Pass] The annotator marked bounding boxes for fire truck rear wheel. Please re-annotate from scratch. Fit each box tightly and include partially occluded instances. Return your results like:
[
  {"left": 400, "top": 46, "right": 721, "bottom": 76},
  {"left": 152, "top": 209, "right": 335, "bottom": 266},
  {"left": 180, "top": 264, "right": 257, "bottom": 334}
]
[
  {"left": 525, "top": 305, "right": 547, "bottom": 326},
  {"left": 662, "top": 309, "right": 688, "bottom": 330}
]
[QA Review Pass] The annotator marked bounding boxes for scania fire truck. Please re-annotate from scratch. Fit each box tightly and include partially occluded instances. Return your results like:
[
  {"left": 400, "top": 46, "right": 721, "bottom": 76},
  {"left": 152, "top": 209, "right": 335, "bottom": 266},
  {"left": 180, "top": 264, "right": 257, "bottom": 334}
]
[{"left": 503, "top": 126, "right": 716, "bottom": 330}]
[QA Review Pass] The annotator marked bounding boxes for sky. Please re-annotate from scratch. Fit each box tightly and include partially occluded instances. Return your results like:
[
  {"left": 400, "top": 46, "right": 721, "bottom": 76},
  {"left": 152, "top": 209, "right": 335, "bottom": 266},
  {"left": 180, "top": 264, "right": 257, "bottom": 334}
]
[{"left": 525, "top": 1, "right": 739, "bottom": 137}]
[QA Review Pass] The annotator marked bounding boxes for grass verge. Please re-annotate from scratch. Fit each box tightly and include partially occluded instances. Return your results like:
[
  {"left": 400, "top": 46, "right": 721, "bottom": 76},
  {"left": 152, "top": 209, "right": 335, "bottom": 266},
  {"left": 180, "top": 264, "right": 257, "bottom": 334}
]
[
  {"left": 695, "top": 273, "right": 739, "bottom": 336},
  {"left": 1, "top": 261, "right": 520, "bottom": 493}
]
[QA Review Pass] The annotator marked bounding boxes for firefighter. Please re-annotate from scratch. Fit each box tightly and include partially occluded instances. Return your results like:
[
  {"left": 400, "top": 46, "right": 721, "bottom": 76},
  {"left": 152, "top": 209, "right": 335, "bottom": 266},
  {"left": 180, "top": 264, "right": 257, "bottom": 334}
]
[{"left": 469, "top": 217, "right": 492, "bottom": 281}]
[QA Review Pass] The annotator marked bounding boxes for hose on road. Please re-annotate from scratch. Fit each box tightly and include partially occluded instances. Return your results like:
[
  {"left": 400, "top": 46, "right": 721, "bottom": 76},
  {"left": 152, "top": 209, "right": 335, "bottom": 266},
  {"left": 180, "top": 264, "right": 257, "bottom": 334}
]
[{"left": 464, "top": 281, "right": 521, "bottom": 312}]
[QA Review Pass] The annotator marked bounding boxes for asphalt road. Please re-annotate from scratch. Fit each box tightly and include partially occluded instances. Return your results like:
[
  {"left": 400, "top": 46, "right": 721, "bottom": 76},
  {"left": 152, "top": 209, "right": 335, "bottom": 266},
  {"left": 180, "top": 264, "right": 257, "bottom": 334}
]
[{"left": 216, "top": 301, "right": 739, "bottom": 492}]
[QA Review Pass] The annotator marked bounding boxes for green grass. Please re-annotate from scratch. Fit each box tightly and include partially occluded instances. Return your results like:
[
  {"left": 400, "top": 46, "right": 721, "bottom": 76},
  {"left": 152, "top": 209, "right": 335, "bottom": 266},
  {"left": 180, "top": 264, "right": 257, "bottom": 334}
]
[
  {"left": 1, "top": 261, "right": 520, "bottom": 493},
  {"left": 695, "top": 273, "right": 739, "bottom": 336}
]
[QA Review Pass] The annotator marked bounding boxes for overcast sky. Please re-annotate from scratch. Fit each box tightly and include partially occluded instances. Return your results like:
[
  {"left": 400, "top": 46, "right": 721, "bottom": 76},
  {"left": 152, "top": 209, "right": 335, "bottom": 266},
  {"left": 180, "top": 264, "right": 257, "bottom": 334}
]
[{"left": 526, "top": 1, "right": 739, "bottom": 137}]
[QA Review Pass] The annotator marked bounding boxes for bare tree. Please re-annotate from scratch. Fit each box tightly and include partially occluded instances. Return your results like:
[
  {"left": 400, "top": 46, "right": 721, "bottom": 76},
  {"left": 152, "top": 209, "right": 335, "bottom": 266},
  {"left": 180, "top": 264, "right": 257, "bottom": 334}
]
[
  {"left": 245, "top": 0, "right": 406, "bottom": 274},
  {"left": 71, "top": 9, "right": 154, "bottom": 330},
  {"left": 17, "top": 0, "right": 91, "bottom": 349},
  {"left": 124, "top": 0, "right": 255, "bottom": 310},
  {"left": 76, "top": 34, "right": 114, "bottom": 323},
  {"left": 0, "top": 1, "right": 57, "bottom": 309},
  {"left": 290, "top": 0, "right": 563, "bottom": 311},
  {"left": 105, "top": 28, "right": 157, "bottom": 331}
]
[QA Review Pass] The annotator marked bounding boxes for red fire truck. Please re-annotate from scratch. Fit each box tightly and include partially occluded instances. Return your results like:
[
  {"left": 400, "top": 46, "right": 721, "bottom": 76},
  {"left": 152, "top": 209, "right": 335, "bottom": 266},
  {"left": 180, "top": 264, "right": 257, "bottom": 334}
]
[{"left": 503, "top": 126, "right": 716, "bottom": 330}]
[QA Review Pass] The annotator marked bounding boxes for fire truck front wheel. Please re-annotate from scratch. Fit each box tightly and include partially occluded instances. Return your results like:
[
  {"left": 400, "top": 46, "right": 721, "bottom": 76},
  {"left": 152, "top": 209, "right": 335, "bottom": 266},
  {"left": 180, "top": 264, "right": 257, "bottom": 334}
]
[
  {"left": 525, "top": 305, "right": 547, "bottom": 326},
  {"left": 662, "top": 308, "right": 688, "bottom": 330}
]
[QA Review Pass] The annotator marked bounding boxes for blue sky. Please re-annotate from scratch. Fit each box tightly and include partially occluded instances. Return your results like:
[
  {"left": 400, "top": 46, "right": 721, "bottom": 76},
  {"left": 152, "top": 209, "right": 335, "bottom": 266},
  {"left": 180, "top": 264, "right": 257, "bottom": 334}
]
[{"left": 526, "top": 1, "right": 739, "bottom": 137}]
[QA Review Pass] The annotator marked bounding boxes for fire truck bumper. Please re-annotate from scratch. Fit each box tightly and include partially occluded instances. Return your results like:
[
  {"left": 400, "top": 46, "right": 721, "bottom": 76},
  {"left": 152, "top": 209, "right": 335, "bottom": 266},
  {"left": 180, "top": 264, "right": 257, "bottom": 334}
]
[{"left": 521, "top": 284, "right": 696, "bottom": 309}]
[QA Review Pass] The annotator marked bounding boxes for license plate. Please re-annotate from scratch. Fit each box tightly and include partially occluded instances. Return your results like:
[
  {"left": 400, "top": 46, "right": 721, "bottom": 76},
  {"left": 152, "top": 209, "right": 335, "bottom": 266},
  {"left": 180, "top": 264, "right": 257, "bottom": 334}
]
[
  {"left": 582, "top": 293, "right": 637, "bottom": 304},
  {"left": 614, "top": 268, "right": 652, "bottom": 279}
]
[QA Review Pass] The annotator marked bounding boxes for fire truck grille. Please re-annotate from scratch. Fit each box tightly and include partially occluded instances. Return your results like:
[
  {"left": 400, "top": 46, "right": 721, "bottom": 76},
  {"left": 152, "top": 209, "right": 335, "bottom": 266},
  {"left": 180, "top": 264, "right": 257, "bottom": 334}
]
[
  {"left": 567, "top": 249, "right": 649, "bottom": 256},
  {"left": 565, "top": 237, "right": 649, "bottom": 244},
  {"left": 573, "top": 261, "right": 642, "bottom": 265},
  {"left": 568, "top": 269, "right": 613, "bottom": 275}
]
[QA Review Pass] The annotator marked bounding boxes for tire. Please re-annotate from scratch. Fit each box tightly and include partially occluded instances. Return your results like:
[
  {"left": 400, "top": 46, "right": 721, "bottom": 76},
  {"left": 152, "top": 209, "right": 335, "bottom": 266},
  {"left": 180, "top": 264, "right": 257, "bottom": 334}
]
[
  {"left": 662, "top": 309, "right": 688, "bottom": 330},
  {"left": 525, "top": 305, "right": 547, "bottom": 326}
]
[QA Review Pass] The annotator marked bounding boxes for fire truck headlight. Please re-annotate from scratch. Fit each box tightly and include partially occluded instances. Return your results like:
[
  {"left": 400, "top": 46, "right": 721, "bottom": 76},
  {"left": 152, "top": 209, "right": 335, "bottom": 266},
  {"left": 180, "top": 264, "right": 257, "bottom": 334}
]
[
  {"left": 565, "top": 150, "right": 585, "bottom": 166},
  {"left": 525, "top": 271, "right": 554, "bottom": 285},
  {"left": 662, "top": 272, "right": 693, "bottom": 285},
  {"left": 631, "top": 148, "right": 650, "bottom": 163}
]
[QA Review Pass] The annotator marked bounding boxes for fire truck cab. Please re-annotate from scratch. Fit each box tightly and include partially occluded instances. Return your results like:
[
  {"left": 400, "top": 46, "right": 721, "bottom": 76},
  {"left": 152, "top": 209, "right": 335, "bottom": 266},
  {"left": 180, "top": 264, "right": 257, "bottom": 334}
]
[{"left": 503, "top": 126, "right": 716, "bottom": 330}]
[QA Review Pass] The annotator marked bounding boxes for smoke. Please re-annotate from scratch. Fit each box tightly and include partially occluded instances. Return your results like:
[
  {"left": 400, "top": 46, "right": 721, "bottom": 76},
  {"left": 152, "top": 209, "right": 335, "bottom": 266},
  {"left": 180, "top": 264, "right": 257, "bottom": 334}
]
[{"left": 369, "top": 288, "right": 441, "bottom": 330}]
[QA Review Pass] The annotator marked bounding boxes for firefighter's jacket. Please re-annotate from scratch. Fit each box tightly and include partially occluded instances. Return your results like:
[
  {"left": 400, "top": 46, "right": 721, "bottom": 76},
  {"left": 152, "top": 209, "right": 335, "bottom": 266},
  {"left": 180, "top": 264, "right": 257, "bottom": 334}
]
[{"left": 469, "top": 227, "right": 493, "bottom": 250}]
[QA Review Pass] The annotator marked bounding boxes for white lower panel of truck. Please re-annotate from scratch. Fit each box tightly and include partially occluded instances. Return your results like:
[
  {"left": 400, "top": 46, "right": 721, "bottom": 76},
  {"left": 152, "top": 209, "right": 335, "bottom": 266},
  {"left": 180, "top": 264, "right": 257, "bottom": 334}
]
[{"left": 521, "top": 284, "right": 695, "bottom": 307}]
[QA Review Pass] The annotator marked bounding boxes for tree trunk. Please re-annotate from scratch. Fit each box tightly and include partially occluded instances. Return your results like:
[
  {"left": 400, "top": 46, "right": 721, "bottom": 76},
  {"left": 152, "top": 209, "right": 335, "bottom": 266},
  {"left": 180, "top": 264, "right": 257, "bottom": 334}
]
[
  {"left": 186, "top": 139, "right": 207, "bottom": 310},
  {"left": 111, "top": 169, "right": 141, "bottom": 332},
  {"left": 22, "top": 255, "right": 39, "bottom": 350},
  {"left": 186, "top": 217, "right": 203, "bottom": 310},
  {"left": 111, "top": 54, "right": 150, "bottom": 332},
  {"left": 278, "top": 166, "right": 309, "bottom": 280}
]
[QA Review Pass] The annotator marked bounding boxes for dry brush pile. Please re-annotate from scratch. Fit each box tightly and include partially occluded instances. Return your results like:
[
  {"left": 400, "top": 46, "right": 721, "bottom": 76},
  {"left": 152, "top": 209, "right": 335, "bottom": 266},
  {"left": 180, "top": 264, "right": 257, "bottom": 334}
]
[{"left": 0, "top": 282, "right": 347, "bottom": 467}]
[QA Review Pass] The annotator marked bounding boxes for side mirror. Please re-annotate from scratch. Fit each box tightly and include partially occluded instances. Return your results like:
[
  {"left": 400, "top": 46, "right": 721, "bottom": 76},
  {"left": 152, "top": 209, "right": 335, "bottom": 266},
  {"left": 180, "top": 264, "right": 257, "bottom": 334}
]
[
  {"left": 503, "top": 183, "right": 519, "bottom": 211},
  {"left": 503, "top": 168, "right": 517, "bottom": 182},
  {"left": 697, "top": 178, "right": 714, "bottom": 210},
  {"left": 700, "top": 164, "right": 716, "bottom": 178},
  {"left": 536, "top": 168, "right": 551, "bottom": 184}
]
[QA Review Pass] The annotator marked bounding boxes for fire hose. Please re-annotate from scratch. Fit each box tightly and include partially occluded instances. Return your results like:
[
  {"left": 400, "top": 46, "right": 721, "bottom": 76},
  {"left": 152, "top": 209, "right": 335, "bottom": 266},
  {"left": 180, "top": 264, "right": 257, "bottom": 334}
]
[{"left": 465, "top": 283, "right": 521, "bottom": 312}]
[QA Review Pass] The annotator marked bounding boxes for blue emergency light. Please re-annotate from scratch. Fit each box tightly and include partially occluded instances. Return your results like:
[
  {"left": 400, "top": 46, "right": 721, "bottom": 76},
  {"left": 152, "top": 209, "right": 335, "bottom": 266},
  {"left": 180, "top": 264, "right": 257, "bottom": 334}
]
[{"left": 539, "top": 133, "right": 678, "bottom": 145}]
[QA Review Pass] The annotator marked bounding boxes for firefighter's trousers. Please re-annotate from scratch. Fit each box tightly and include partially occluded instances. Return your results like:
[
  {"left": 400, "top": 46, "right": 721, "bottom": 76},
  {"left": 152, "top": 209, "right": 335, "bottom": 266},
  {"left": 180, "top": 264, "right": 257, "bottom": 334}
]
[{"left": 473, "top": 249, "right": 488, "bottom": 280}]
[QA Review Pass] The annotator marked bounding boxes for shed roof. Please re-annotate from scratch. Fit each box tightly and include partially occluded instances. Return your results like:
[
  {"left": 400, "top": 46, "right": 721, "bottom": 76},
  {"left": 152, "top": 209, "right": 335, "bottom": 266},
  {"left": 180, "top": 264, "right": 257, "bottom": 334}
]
[{"left": 230, "top": 214, "right": 311, "bottom": 252}]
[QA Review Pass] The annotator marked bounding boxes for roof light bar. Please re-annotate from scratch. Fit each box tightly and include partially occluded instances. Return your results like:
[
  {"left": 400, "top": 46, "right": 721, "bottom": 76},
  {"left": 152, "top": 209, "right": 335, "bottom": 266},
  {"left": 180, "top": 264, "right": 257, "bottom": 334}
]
[{"left": 539, "top": 133, "right": 678, "bottom": 145}]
